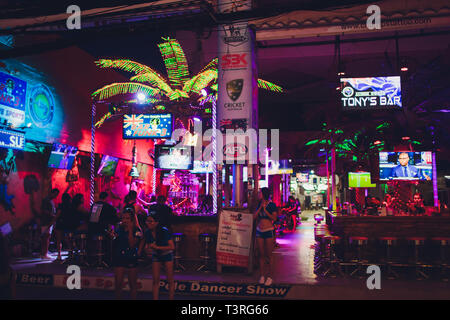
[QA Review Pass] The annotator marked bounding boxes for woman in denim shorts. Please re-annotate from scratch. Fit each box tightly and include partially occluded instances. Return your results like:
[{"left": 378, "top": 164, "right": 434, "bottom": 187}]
[
  {"left": 253, "top": 187, "right": 278, "bottom": 286},
  {"left": 144, "top": 214, "right": 175, "bottom": 300}
]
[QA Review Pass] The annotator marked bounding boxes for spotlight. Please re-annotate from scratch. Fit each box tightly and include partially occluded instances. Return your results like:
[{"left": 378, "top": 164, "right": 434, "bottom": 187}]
[
  {"left": 374, "top": 140, "right": 382, "bottom": 145},
  {"left": 193, "top": 116, "right": 201, "bottom": 122},
  {"left": 137, "top": 93, "right": 146, "bottom": 103},
  {"left": 401, "top": 66, "right": 408, "bottom": 72},
  {"left": 201, "top": 89, "right": 208, "bottom": 97},
  {"left": 402, "top": 136, "right": 410, "bottom": 140}
]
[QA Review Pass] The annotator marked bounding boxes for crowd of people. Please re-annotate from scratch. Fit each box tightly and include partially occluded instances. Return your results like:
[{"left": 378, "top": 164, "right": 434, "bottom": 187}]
[{"left": 34, "top": 187, "right": 175, "bottom": 300}]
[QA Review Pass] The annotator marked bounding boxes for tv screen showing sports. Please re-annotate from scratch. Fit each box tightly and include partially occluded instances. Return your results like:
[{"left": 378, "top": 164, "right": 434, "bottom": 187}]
[
  {"left": 48, "top": 143, "right": 78, "bottom": 169},
  {"left": 97, "top": 155, "right": 119, "bottom": 176},
  {"left": 191, "top": 160, "right": 213, "bottom": 174},
  {"left": 155, "top": 145, "right": 193, "bottom": 170},
  {"left": 379, "top": 151, "right": 432, "bottom": 181},
  {"left": 123, "top": 113, "right": 173, "bottom": 139},
  {"left": 340, "top": 76, "right": 402, "bottom": 110},
  {"left": 261, "top": 159, "right": 293, "bottom": 175},
  {"left": 348, "top": 172, "right": 376, "bottom": 188}
]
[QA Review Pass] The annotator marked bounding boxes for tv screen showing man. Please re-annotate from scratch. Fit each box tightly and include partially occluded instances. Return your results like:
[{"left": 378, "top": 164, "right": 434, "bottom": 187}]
[{"left": 379, "top": 151, "right": 432, "bottom": 181}]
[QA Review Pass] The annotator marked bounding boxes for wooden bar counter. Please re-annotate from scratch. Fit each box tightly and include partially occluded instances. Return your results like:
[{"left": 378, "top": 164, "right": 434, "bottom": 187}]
[{"left": 330, "top": 214, "right": 450, "bottom": 239}]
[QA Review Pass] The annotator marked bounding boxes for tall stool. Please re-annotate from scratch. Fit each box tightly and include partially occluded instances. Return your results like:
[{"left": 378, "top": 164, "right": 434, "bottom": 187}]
[
  {"left": 173, "top": 233, "right": 186, "bottom": 272},
  {"left": 379, "top": 237, "right": 399, "bottom": 279},
  {"left": 431, "top": 237, "right": 450, "bottom": 281},
  {"left": 197, "top": 233, "right": 215, "bottom": 272},
  {"left": 76, "top": 233, "right": 90, "bottom": 267},
  {"left": 406, "top": 237, "right": 428, "bottom": 280},
  {"left": 92, "top": 235, "right": 108, "bottom": 269},
  {"left": 313, "top": 233, "right": 327, "bottom": 275},
  {"left": 322, "top": 235, "right": 344, "bottom": 277},
  {"left": 63, "top": 232, "right": 76, "bottom": 265},
  {"left": 349, "top": 236, "right": 369, "bottom": 278}
]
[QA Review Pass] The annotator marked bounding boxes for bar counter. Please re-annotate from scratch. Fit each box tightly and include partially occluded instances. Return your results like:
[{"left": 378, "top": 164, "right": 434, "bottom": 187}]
[{"left": 330, "top": 214, "right": 450, "bottom": 238}]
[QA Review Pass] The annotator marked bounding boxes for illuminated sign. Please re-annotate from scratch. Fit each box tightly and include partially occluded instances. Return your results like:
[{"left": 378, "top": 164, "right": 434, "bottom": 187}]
[
  {"left": 123, "top": 113, "right": 172, "bottom": 139},
  {"left": 0, "top": 71, "right": 27, "bottom": 127},
  {"left": 0, "top": 129, "right": 25, "bottom": 150},
  {"left": 340, "top": 76, "right": 401, "bottom": 109},
  {"left": 221, "top": 53, "right": 248, "bottom": 70}
]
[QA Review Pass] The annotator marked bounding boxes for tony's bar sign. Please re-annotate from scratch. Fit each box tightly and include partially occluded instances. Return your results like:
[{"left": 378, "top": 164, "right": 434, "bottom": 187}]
[
  {"left": 123, "top": 113, "right": 173, "bottom": 139},
  {"left": 0, "top": 129, "right": 25, "bottom": 150},
  {"left": 340, "top": 76, "right": 402, "bottom": 110},
  {"left": 0, "top": 71, "right": 27, "bottom": 127}
]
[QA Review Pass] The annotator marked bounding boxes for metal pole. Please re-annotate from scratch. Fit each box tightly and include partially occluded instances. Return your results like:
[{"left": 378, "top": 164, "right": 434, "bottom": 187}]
[
  {"left": 212, "top": 96, "right": 217, "bottom": 214},
  {"left": 90, "top": 103, "right": 96, "bottom": 207}
]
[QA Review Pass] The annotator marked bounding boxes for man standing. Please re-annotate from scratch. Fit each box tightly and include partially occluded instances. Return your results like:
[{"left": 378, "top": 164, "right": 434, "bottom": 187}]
[
  {"left": 391, "top": 152, "right": 420, "bottom": 179},
  {"left": 40, "top": 188, "right": 59, "bottom": 260},
  {"left": 147, "top": 195, "right": 174, "bottom": 231},
  {"left": 88, "top": 192, "right": 119, "bottom": 236}
]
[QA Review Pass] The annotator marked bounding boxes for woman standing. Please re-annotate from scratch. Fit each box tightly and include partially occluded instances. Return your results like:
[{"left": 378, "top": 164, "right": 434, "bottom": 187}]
[
  {"left": 111, "top": 208, "right": 143, "bottom": 299},
  {"left": 144, "top": 214, "right": 175, "bottom": 300},
  {"left": 253, "top": 187, "right": 278, "bottom": 286},
  {"left": 54, "top": 193, "right": 72, "bottom": 262}
]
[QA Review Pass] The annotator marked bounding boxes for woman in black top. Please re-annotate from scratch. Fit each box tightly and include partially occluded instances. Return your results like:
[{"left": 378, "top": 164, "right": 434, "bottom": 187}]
[{"left": 111, "top": 208, "right": 143, "bottom": 300}]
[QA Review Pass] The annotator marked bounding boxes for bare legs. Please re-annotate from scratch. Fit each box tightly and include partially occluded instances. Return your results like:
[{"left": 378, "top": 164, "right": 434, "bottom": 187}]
[
  {"left": 152, "top": 260, "right": 174, "bottom": 300},
  {"left": 257, "top": 237, "right": 274, "bottom": 280},
  {"left": 114, "top": 267, "right": 138, "bottom": 299}
]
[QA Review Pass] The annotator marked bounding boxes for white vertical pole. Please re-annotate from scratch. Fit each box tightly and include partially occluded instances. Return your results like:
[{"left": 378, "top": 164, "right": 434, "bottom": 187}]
[
  {"left": 90, "top": 103, "right": 96, "bottom": 207},
  {"left": 212, "top": 97, "right": 217, "bottom": 214}
]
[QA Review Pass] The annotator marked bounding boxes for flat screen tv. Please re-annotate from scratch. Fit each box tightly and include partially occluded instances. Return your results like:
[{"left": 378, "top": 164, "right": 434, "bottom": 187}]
[
  {"left": 340, "top": 76, "right": 402, "bottom": 110},
  {"left": 348, "top": 172, "right": 376, "bottom": 188},
  {"left": 261, "top": 159, "right": 293, "bottom": 175},
  {"left": 379, "top": 151, "right": 433, "bottom": 181},
  {"left": 155, "top": 144, "right": 193, "bottom": 170},
  {"left": 123, "top": 113, "right": 173, "bottom": 139},
  {"left": 48, "top": 143, "right": 78, "bottom": 169},
  {"left": 97, "top": 155, "right": 119, "bottom": 176},
  {"left": 191, "top": 160, "right": 213, "bottom": 174}
]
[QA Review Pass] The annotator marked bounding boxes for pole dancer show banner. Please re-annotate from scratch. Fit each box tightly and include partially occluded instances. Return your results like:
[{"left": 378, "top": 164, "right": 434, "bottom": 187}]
[
  {"left": 218, "top": 0, "right": 258, "bottom": 162},
  {"left": 0, "top": 71, "right": 27, "bottom": 127},
  {"left": 216, "top": 210, "right": 253, "bottom": 268}
]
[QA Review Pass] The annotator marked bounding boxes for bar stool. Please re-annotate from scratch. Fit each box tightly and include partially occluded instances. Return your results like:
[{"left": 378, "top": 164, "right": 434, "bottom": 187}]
[
  {"left": 76, "top": 233, "right": 90, "bottom": 267},
  {"left": 406, "top": 237, "right": 428, "bottom": 280},
  {"left": 197, "top": 233, "right": 216, "bottom": 272},
  {"left": 321, "top": 235, "right": 344, "bottom": 277},
  {"left": 379, "top": 237, "right": 399, "bottom": 279},
  {"left": 62, "top": 232, "right": 76, "bottom": 265},
  {"left": 173, "top": 233, "right": 186, "bottom": 272},
  {"left": 313, "top": 233, "right": 327, "bottom": 274},
  {"left": 431, "top": 237, "right": 450, "bottom": 281},
  {"left": 348, "top": 236, "right": 369, "bottom": 278},
  {"left": 91, "top": 235, "right": 109, "bottom": 269}
]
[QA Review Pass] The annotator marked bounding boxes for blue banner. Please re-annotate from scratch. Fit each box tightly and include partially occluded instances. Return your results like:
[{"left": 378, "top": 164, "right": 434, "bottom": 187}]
[
  {"left": 123, "top": 113, "right": 173, "bottom": 139},
  {"left": 0, "top": 129, "right": 25, "bottom": 150},
  {"left": 0, "top": 71, "right": 27, "bottom": 127}
]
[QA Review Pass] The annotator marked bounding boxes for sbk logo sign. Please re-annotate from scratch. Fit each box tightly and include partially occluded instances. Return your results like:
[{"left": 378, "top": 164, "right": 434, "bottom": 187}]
[{"left": 221, "top": 53, "right": 247, "bottom": 70}]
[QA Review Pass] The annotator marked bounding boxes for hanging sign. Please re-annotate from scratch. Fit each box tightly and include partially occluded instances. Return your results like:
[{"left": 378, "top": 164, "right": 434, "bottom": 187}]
[
  {"left": 0, "top": 129, "right": 25, "bottom": 150},
  {"left": 0, "top": 71, "right": 27, "bottom": 127}
]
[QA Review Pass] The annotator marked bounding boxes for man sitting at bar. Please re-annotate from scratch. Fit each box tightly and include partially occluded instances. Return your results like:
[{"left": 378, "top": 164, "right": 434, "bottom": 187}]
[
  {"left": 147, "top": 195, "right": 174, "bottom": 231},
  {"left": 88, "top": 192, "right": 119, "bottom": 236},
  {"left": 407, "top": 193, "right": 425, "bottom": 216}
]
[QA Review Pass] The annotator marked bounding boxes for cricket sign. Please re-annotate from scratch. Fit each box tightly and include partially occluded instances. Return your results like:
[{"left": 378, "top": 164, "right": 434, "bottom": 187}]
[{"left": 218, "top": 0, "right": 258, "bottom": 163}]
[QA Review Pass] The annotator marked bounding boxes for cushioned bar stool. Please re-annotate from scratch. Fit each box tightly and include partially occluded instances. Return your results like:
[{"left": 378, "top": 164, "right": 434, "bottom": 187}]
[
  {"left": 313, "top": 233, "right": 327, "bottom": 275},
  {"left": 197, "top": 233, "right": 216, "bottom": 272},
  {"left": 349, "top": 236, "right": 369, "bottom": 278},
  {"left": 379, "top": 237, "right": 399, "bottom": 279},
  {"left": 431, "top": 237, "right": 450, "bottom": 281},
  {"left": 406, "top": 237, "right": 428, "bottom": 280},
  {"left": 91, "top": 235, "right": 108, "bottom": 269},
  {"left": 173, "top": 233, "right": 186, "bottom": 272},
  {"left": 76, "top": 233, "right": 90, "bottom": 267},
  {"left": 322, "top": 235, "right": 344, "bottom": 277},
  {"left": 62, "top": 232, "right": 76, "bottom": 265}
]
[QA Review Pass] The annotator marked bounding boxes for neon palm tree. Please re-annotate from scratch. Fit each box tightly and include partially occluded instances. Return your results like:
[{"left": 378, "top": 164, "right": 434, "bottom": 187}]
[{"left": 92, "top": 37, "right": 283, "bottom": 128}]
